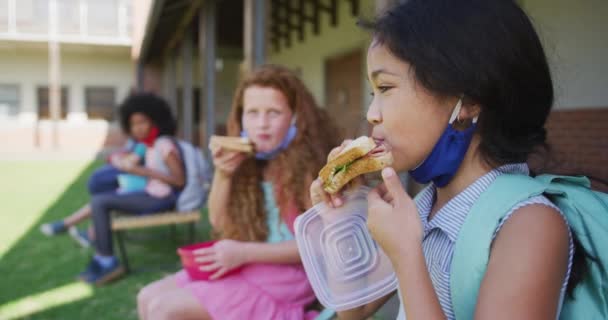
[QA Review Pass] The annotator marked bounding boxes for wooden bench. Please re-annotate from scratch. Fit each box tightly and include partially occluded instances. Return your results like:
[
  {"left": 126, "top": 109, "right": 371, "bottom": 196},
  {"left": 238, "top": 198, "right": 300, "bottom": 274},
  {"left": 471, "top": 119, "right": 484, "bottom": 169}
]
[{"left": 111, "top": 210, "right": 200, "bottom": 272}]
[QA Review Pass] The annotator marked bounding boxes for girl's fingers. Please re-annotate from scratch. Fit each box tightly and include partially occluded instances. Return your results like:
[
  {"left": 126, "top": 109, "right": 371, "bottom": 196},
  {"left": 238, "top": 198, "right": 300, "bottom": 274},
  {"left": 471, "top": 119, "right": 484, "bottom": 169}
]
[
  {"left": 211, "top": 147, "right": 221, "bottom": 157},
  {"left": 311, "top": 178, "right": 335, "bottom": 207},
  {"left": 329, "top": 193, "right": 344, "bottom": 207},
  {"left": 367, "top": 187, "right": 385, "bottom": 207},
  {"left": 226, "top": 153, "right": 246, "bottom": 165},
  {"left": 199, "top": 262, "right": 221, "bottom": 272},
  {"left": 376, "top": 183, "right": 389, "bottom": 199},
  {"left": 193, "top": 247, "right": 215, "bottom": 256},
  {"left": 210, "top": 267, "right": 229, "bottom": 280},
  {"left": 327, "top": 139, "right": 353, "bottom": 161},
  {"left": 219, "top": 150, "right": 243, "bottom": 163},
  {"left": 194, "top": 255, "right": 215, "bottom": 264}
]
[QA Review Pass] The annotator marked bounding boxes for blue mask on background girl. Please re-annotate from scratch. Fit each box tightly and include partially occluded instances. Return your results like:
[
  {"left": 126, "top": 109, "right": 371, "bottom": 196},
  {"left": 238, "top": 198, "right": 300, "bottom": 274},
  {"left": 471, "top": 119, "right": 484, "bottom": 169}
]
[
  {"left": 241, "top": 119, "right": 297, "bottom": 160},
  {"left": 409, "top": 98, "right": 478, "bottom": 187}
]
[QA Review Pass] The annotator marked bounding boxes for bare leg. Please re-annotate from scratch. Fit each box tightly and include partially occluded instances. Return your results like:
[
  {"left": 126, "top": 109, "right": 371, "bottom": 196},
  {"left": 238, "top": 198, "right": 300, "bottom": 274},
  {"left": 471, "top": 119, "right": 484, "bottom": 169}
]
[
  {"left": 146, "top": 287, "right": 210, "bottom": 320},
  {"left": 87, "top": 224, "right": 95, "bottom": 241},
  {"left": 138, "top": 275, "right": 184, "bottom": 320},
  {"left": 63, "top": 204, "right": 92, "bottom": 227}
]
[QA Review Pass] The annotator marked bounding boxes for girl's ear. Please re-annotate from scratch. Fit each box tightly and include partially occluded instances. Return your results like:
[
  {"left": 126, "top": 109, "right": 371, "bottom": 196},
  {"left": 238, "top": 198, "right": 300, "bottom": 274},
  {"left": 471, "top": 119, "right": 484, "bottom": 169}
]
[{"left": 460, "top": 99, "right": 481, "bottom": 122}]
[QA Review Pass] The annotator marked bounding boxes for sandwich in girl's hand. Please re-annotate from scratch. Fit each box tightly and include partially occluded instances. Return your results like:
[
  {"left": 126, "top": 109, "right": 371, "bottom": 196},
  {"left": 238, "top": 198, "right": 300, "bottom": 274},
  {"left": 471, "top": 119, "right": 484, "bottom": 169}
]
[
  {"left": 209, "top": 135, "right": 254, "bottom": 154},
  {"left": 319, "top": 136, "right": 393, "bottom": 194}
]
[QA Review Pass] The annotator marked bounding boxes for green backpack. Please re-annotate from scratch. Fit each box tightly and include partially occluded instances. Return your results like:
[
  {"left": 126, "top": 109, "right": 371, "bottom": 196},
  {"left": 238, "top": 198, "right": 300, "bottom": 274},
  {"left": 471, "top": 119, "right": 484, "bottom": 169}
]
[{"left": 450, "top": 174, "right": 608, "bottom": 319}]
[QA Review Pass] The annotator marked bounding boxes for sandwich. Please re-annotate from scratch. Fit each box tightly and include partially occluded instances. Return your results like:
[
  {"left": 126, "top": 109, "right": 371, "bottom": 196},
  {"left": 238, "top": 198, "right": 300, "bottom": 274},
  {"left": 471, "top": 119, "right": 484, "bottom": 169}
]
[
  {"left": 319, "top": 136, "right": 393, "bottom": 194},
  {"left": 209, "top": 135, "right": 254, "bottom": 154}
]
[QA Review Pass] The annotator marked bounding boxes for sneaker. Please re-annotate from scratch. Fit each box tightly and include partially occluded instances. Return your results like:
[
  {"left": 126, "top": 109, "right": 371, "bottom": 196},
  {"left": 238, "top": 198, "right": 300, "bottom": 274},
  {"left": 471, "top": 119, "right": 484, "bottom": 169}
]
[
  {"left": 69, "top": 226, "right": 92, "bottom": 248},
  {"left": 40, "top": 221, "right": 67, "bottom": 236},
  {"left": 78, "top": 258, "right": 101, "bottom": 282},
  {"left": 82, "top": 257, "right": 125, "bottom": 286}
]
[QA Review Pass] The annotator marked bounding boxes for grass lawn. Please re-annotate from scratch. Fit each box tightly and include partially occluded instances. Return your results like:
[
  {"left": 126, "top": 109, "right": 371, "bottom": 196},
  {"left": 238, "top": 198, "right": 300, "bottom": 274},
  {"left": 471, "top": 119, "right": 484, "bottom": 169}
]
[{"left": 0, "top": 160, "right": 210, "bottom": 320}]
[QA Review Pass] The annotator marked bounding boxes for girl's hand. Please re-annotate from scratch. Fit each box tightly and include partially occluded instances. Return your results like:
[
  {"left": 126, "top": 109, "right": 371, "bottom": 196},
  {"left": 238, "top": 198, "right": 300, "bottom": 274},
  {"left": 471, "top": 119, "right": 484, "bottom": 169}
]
[
  {"left": 113, "top": 159, "right": 136, "bottom": 172},
  {"left": 110, "top": 153, "right": 126, "bottom": 168},
  {"left": 310, "top": 139, "right": 363, "bottom": 208},
  {"left": 210, "top": 144, "right": 247, "bottom": 177},
  {"left": 367, "top": 167, "right": 423, "bottom": 262},
  {"left": 193, "top": 239, "right": 248, "bottom": 280}
]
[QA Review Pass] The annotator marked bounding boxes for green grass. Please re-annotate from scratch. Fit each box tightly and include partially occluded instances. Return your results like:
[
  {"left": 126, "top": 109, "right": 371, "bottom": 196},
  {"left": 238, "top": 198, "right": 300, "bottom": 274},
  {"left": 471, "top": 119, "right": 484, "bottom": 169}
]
[{"left": 0, "top": 160, "right": 210, "bottom": 320}]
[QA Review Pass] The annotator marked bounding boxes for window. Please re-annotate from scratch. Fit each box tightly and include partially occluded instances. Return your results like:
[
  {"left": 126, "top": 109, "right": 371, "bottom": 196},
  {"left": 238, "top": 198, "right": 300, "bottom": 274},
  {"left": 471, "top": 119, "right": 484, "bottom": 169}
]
[
  {"left": 85, "top": 87, "right": 115, "bottom": 120},
  {"left": 16, "top": 0, "right": 49, "bottom": 35},
  {"left": 0, "top": 84, "right": 20, "bottom": 117},
  {"left": 37, "top": 86, "right": 68, "bottom": 119},
  {"left": 87, "top": 0, "right": 118, "bottom": 36},
  {"left": 58, "top": 0, "right": 80, "bottom": 35},
  {"left": 0, "top": 0, "right": 8, "bottom": 33}
]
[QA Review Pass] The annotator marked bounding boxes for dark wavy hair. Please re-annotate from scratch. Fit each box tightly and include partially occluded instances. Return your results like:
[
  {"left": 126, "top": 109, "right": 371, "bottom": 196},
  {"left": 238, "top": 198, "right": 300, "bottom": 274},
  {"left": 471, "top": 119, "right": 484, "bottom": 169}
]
[
  {"left": 362, "top": 0, "right": 553, "bottom": 167},
  {"left": 118, "top": 93, "right": 176, "bottom": 136}
]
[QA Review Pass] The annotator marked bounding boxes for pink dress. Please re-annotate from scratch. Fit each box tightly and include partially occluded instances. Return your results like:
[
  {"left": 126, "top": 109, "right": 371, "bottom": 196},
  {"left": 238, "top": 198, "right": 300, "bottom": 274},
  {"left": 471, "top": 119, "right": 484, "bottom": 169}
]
[
  {"left": 173, "top": 182, "right": 318, "bottom": 319},
  {"left": 175, "top": 263, "right": 317, "bottom": 320}
]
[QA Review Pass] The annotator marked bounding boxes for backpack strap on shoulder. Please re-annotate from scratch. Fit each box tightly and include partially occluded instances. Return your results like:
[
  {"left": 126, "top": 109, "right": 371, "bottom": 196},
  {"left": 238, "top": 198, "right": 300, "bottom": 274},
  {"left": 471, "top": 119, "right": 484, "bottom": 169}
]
[{"left": 451, "top": 174, "right": 548, "bottom": 319}]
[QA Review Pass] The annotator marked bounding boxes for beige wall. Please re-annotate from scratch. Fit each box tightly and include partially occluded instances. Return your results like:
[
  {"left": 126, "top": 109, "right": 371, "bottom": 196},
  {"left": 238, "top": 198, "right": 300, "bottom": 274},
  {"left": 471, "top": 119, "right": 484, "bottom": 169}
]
[
  {"left": 268, "top": 0, "right": 376, "bottom": 107},
  {"left": 269, "top": 0, "right": 608, "bottom": 112},
  {"left": 523, "top": 0, "right": 608, "bottom": 109}
]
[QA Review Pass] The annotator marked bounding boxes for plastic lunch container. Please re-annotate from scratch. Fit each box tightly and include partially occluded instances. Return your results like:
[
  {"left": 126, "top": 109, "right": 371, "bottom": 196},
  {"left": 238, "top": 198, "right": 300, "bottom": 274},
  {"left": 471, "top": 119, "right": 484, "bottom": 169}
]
[{"left": 294, "top": 186, "right": 398, "bottom": 311}]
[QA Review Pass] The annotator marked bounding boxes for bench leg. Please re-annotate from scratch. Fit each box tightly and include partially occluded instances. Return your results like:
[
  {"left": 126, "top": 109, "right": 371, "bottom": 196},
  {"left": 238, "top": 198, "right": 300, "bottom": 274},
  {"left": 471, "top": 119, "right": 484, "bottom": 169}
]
[
  {"left": 115, "top": 230, "right": 130, "bottom": 273},
  {"left": 188, "top": 222, "right": 196, "bottom": 244},
  {"left": 170, "top": 224, "right": 177, "bottom": 244}
]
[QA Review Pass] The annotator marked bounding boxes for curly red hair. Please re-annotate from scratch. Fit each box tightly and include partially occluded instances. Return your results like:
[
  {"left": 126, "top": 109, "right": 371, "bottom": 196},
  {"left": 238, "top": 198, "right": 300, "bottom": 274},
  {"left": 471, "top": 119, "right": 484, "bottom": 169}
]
[{"left": 220, "top": 65, "right": 342, "bottom": 242}]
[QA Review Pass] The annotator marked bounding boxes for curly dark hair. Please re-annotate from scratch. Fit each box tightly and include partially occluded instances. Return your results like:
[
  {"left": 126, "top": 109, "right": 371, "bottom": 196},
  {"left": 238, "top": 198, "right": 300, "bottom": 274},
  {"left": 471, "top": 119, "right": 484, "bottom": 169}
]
[{"left": 118, "top": 93, "right": 177, "bottom": 136}]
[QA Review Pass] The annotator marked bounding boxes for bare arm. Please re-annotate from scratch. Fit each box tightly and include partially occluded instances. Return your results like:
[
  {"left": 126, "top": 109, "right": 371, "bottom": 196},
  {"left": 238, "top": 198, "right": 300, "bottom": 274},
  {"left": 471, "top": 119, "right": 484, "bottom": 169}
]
[
  {"left": 206, "top": 146, "right": 247, "bottom": 231},
  {"left": 388, "top": 204, "right": 569, "bottom": 320},
  {"left": 337, "top": 293, "right": 395, "bottom": 320},
  {"left": 207, "top": 170, "right": 232, "bottom": 231},
  {"left": 243, "top": 240, "right": 301, "bottom": 264},
  {"left": 474, "top": 204, "right": 570, "bottom": 320},
  {"left": 195, "top": 239, "right": 303, "bottom": 279}
]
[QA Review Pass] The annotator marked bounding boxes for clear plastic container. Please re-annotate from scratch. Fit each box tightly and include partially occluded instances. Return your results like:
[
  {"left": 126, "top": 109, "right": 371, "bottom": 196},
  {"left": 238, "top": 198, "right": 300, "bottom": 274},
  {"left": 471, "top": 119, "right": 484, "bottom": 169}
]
[{"left": 294, "top": 187, "right": 398, "bottom": 311}]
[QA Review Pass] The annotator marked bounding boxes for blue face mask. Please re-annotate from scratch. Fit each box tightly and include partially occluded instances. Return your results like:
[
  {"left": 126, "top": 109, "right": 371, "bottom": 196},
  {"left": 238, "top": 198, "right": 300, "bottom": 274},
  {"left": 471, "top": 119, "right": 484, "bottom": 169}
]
[
  {"left": 409, "top": 99, "right": 478, "bottom": 187},
  {"left": 241, "top": 119, "right": 297, "bottom": 160}
]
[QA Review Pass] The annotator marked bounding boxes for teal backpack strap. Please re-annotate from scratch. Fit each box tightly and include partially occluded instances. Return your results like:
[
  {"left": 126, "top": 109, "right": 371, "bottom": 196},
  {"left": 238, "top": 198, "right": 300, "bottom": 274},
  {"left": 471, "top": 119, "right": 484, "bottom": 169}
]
[
  {"left": 535, "top": 175, "right": 608, "bottom": 319},
  {"left": 450, "top": 174, "right": 547, "bottom": 319},
  {"left": 314, "top": 308, "right": 335, "bottom": 320}
]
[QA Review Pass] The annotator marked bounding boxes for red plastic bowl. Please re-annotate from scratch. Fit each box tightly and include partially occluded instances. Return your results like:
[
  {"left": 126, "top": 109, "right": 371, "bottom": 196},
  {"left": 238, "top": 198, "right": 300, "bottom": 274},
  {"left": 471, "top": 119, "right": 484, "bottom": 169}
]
[{"left": 177, "top": 241, "right": 242, "bottom": 280}]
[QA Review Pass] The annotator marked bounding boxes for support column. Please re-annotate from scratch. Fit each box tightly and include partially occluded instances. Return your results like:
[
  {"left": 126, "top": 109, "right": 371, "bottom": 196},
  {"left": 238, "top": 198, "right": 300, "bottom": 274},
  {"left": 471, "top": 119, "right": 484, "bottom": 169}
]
[
  {"left": 199, "top": 0, "right": 216, "bottom": 153},
  {"left": 48, "top": 0, "right": 61, "bottom": 149},
  {"left": 164, "top": 49, "right": 178, "bottom": 117},
  {"left": 243, "top": 0, "right": 267, "bottom": 74},
  {"left": 136, "top": 61, "right": 144, "bottom": 92},
  {"left": 181, "top": 29, "right": 194, "bottom": 143}
]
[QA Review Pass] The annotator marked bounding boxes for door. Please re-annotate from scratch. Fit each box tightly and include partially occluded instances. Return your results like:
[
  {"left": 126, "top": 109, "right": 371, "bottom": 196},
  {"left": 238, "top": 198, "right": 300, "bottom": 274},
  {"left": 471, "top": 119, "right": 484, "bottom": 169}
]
[{"left": 325, "top": 49, "right": 366, "bottom": 138}]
